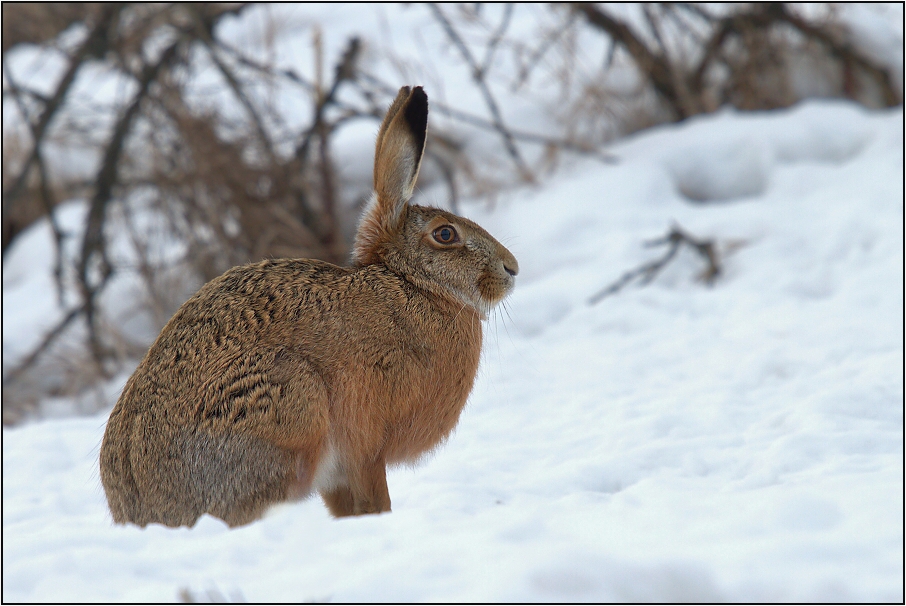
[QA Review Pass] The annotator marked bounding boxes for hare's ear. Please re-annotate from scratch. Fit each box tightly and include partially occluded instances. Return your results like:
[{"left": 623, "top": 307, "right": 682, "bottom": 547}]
[{"left": 353, "top": 86, "right": 428, "bottom": 266}]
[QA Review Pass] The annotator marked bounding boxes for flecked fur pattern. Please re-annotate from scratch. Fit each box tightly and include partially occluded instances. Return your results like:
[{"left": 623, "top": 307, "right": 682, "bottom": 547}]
[{"left": 99, "top": 86, "right": 519, "bottom": 527}]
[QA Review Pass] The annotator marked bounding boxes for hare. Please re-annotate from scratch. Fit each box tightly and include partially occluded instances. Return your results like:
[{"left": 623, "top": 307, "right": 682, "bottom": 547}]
[{"left": 99, "top": 86, "right": 518, "bottom": 527}]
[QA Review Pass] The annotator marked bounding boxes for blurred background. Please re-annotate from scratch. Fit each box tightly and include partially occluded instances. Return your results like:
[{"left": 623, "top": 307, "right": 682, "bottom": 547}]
[{"left": 2, "top": 3, "right": 903, "bottom": 424}]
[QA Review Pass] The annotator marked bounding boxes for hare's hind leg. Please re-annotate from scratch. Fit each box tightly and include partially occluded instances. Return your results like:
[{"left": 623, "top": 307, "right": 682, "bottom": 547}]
[
  {"left": 194, "top": 432, "right": 296, "bottom": 526},
  {"left": 101, "top": 404, "right": 205, "bottom": 528},
  {"left": 99, "top": 405, "right": 143, "bottom": 525},
  {"left": 200, "top": 356, "right": 332, "bottom": 525}
]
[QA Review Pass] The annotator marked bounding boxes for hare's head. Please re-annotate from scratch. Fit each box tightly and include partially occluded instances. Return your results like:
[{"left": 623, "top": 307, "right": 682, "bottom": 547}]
[{"left": 352, "top": 86, "right": 518, "bottom": 317}]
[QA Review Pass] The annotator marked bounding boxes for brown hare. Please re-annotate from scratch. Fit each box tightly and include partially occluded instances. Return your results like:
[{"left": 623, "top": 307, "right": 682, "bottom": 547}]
[{"left": 99, "top": 86, "right": 518, "bottom": 527}]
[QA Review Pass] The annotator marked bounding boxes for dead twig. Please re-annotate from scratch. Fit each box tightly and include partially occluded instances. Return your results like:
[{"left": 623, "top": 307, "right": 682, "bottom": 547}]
[
  {"left": 577, "top": 3, "right": 901, "bottom": 121},
  {"left": 515, "top": 11, "right": 578, "bottom": 88},
  {"left": 479, "top": 4, "right": 514, "bottom": 78},
  {"left": 430, "top": 3, "right": 534, "bottom": 181},
  {"left": 4, "top": 303, "right": 87, "bottom": 384},
  {"left": 572, "top": 3, "right": 696, "bottom": 119},
  {"left": 356, "top": 71, "right": 618, "bottom": 163},
  {"left": 3, "top": 60, "right": 68, "bottom": 304},
  {"left": 34, "top": 152, "right": 66, "bottom": 305},
  {"left": 291, "top": 36, "right": 362, "bottom": 261},
  {"left": 294, "top": 36, "right": 361, "bottom": 164},
  {"left": 216, "top": 39, "right": 317, "bottom": 94},
  {"left": 2, "top": 37, "right": 97, "bottom": 310},
  {"left": 588, "top": 224, "right": 722, "bottom": 305},
  {"left": 2, "top": 5, "right": 121, "bottom": 211},
  {"left": 189, "top": 6, "right": 278, "bottom": 165},
  {"left": 774, "top": 5, "right": 901, "bottom": 106},
  {"left": 177, "top": 584, "right": 246, "bottom": 604},
  {"left": 78, "top": 39, "right": 183, "bottom": 368}
]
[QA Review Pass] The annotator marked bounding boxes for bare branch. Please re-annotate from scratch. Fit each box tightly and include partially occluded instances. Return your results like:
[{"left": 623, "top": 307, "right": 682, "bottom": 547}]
[
  {"left": 357, "top": 70, "right": 618, "bottom": 163},
  {"left": 294, "top": 37, "right": 361, "bottom": 164},
  {"left": 430, "top": 3, "right": 534, "bottom": 181},
  {"left": 642, "top": 4, "right": 669, "bottom": 56},
  {"left": 3, "top": 60, "right": 67, "bottom": 303},
  {"left": 188, "top": 6, "right": 278, "bottom": 165},
  {"left": 425, "top": 147, "right": 460, "bottom": 214},
  {"left": 589, "top": 224, "right": 722, "bottom": 304},
  {"left": 2, "top": 5, "right": 122, "bottom": 209},
  {"left": 78, "top": 39, "right": 183, "bottom": 367},
  {"left": 480, "top": 4, "right": 514, "bottom": 77},
  {"left": 216, "top": 39, "right": 317, "bottom": 94},
  {"left": 3, "top": 304, "right": 85, "bottom": 384},
  {"left": 34, "top": 152, "right": 67, "bottom": 306},
  {"left": 515, "top": 10, "right": 578, "bottom": 88},
  {"left": 572, "top": 3, "right": 695, "bottom": 119},
  {"left": 687, "top": 3, "right": 901, "bottom": 108},
  {"left": 289, "top": 36, "right": 362, "bottom": 261},
  {"left": 776, "top": 5, "right": 901, "bottom": 106}
]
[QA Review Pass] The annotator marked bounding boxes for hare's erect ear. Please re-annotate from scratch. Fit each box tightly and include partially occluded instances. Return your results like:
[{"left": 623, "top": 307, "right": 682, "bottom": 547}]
[
  {"left": 374, "top": 86, "right": 428, "bottom": 204},
  {"left": 353, "top": 86, "right": 428, "bottom": 266}
]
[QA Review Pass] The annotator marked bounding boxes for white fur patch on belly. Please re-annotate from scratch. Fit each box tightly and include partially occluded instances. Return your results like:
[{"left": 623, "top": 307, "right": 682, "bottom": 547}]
[{"left": 311, "top": 443, "right": 346, "bottom": 493}]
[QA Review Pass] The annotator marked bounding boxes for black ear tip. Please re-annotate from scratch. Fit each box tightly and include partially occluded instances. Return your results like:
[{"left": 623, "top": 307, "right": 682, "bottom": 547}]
[{"left": 404, "top": 86, "right": 429, "bottom": 141}]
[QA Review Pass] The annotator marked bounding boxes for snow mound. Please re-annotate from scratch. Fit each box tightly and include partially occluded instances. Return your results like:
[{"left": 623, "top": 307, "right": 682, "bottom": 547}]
[{"left": 642, "top": 102, "right": 878, "bottom": 203}]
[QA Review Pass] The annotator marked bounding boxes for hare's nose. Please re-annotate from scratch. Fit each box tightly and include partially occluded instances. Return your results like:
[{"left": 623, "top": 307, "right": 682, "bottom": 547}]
[{"left": 499, "top": 248, "right": 518, "bottom": 277}]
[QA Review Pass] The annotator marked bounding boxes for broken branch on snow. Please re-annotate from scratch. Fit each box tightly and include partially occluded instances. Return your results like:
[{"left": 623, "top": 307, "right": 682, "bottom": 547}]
[{"left": 588, "top": 224, "right": 723, "bottom": 305}]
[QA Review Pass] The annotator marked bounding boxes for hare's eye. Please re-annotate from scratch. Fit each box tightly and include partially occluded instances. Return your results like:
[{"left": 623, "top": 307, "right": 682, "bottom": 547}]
[{"left": 433, "top": 225, "right": 459, "bottom": 244}]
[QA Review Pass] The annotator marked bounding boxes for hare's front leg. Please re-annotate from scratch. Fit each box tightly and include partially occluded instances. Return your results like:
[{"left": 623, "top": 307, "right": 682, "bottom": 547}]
[
  {"left": 321, "top": 485, "right": 355, "bottom": 516},
  {"left": 321, "top": 458, "right": 391, "bottom": 516}
]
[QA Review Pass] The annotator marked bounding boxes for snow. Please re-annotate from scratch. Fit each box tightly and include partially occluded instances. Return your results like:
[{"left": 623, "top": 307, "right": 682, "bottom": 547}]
[{"left": 4, "top": 98, "right": 902, "bottom": 603}]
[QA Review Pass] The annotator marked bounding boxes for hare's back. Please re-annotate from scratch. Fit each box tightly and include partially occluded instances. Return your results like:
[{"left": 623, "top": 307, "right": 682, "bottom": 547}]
[{"left": 115, "top": 258, "right": 357, "bottom": 428}]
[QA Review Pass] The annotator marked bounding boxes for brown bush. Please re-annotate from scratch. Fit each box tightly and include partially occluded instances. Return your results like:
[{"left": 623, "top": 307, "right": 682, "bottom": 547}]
[{"left": 2, "top": 3, "right": 901, "bottom": 424}]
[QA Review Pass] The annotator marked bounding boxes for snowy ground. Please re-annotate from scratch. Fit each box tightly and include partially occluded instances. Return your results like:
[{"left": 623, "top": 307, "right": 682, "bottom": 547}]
[{"left": 4, "top": 97, "right": 903, "bottom": 602}]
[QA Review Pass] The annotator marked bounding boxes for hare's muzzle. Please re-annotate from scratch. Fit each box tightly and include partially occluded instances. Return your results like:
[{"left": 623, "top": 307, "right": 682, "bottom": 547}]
[
  {"left": 489, "top": 248, "right": 518, "bottom": 303},
  {"left": 500, "top": 247, "right": 519, "bottom": 280}
]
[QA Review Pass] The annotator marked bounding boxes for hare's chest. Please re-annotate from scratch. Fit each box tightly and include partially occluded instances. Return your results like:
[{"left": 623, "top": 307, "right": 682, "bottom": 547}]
[{"left": 382, "top": 334, "right": 481, "bottom": 463}]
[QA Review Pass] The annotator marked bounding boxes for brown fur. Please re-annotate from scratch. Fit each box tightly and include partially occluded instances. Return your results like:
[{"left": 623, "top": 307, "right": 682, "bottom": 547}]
[{"left": 99, "top": 86, "right": 518, "bottom": 527}]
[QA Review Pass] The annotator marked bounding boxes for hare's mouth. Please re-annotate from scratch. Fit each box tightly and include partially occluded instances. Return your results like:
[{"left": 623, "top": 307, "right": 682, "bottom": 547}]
[{"left": 476, "top": 269, "right": 515, "bottom": 312}]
